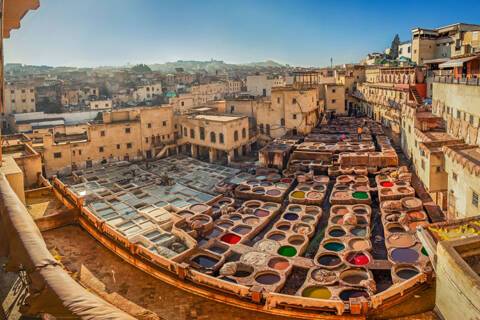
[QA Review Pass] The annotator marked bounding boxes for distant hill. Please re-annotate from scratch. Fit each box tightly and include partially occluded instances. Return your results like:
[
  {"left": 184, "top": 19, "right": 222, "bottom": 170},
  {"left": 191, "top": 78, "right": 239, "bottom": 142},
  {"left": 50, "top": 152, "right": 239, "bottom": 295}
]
[{"left": 148, "top": 60, "right": 286, "bottom": 73}]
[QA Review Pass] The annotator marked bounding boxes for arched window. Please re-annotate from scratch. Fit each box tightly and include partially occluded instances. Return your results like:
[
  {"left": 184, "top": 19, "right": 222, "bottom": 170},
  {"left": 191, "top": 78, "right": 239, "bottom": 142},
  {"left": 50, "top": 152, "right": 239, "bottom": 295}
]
[
  {"left": 219, "top": 133, "right": 224, "bottom": 144},
  {"left": 234, "top": 130, "right": 239, "bottom": 141},
  {"left": 210, "top": 132, "right": 216, "bottom": 143},
  {"left": 242, "top": 128, "right": 246, "bottom": 139},
  {"left": 190, "top": 128, "right": 195, "bottom": 138},
  {"left": 184, "top": 127, "right": 187, "bottom": 136},
  {"left": 280, "top": 118, "right": 285, "bottom": 126}
]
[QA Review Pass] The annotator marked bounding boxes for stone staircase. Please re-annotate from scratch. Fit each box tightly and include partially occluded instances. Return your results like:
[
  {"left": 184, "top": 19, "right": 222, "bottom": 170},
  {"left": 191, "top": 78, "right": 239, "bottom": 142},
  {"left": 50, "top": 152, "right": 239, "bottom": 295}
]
[{"left": 410, "top": 87, "right": 423, "bottom": 106}]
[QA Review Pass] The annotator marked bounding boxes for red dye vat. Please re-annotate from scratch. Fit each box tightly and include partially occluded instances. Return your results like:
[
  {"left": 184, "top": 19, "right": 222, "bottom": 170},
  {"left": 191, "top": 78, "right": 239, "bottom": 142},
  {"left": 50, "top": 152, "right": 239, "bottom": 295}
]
[
  {"left": 221, "top": 233, "right": 241, "bottom": 244},
  {"left": 280, "top": 178, "right": 292, "bottom": 184},
  {"left": 380, "top": 181, "right": 394, "bottom": 188},
  {"left": 348, "top": 253, "right": 370, "bottom": 266}
]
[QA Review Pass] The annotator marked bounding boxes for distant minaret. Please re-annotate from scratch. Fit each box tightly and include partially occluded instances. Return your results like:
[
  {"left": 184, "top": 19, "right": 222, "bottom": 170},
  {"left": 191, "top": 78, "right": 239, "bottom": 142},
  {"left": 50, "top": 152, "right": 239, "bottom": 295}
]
[{"left": 330, "top": 57, "right": 333, "bottom": 69}]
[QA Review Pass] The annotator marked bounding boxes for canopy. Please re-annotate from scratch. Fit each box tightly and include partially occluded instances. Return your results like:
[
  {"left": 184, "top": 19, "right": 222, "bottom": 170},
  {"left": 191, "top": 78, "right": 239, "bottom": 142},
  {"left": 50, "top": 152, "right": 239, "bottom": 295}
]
[{"left": 439, "top": 55, "right": 479, "bottom": 69}]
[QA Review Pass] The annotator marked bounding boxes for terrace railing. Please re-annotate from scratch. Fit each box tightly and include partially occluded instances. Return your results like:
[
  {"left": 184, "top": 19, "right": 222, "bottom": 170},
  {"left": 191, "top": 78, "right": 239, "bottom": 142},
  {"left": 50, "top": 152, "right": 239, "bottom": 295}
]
[{"left": 433, "top": 75, "right": 480, "bottom": 86}]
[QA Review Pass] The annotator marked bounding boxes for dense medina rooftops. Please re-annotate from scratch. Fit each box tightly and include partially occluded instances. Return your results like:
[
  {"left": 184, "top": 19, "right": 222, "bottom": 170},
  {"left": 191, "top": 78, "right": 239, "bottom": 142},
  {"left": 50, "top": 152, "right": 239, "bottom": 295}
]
[{"left": 54, "top": 117, "right": 434, "bottom": 315}]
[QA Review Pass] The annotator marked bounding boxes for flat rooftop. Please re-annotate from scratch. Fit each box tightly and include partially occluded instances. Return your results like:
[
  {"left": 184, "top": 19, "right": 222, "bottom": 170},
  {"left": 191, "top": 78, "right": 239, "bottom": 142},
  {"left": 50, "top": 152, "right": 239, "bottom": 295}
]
[{"left": 190, "top": 114, "right": 246, "bottom": 122}]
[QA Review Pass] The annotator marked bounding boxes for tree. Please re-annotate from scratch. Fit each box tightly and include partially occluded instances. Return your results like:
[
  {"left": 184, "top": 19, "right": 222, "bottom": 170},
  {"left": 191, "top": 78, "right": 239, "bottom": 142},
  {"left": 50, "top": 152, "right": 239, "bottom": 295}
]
[{"left": 131, "top": 64, "right": 152, "bottom": 73}]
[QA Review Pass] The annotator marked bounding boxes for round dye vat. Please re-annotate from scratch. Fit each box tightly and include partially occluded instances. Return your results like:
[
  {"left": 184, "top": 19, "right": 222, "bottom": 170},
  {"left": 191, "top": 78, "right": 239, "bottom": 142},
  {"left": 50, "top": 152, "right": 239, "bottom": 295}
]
[
  {"left": 243, "top": 216, "right": 260, "bottom": 226},
  {"left": 280, "top": 178, "right": 292, "bottom": 183},
  {"left": 252, "top": 187, "right": 265, "bottom": 194},
  {"left": 192, "top": 255, "right": 219, "bottom": 268},
  {"left": 311, "top": 268, "right": 337, "bottom": 284},
  {"left": 307, "top": 191, "right": 322, "bottom": 199},
  {"left": 299, "top": 186, "right": 311, "bottom": 191},
  {"left": 255, "top": 273, "right": 280, "bottom": 285},
  {"left": 289, "top": 205, "right": 302, "bottom": 213},
  {"left": 388, "top": 225, "right": 406, "bottom": 233},
  {"left": 260, "top": 181, "right": 273, "bottom": 187},
  {"left": 190, "top": 204, "right": 208, "bottom": 213},
  {"left": 387, "top": 233, "right": 416, "bottom": 248},
  {"left": 340, "top": 289, "right": 369, "bottom": 301},
  {"left": 391, "top": 248, "right": 419, "bottom": 263},
  {"left": 268, "top": 233, "right": 286, "bottom": 241},
  {"left": 268, "top": 257, "right": 290, "bottom": 270},
  {"left": 208, "top": 245, "right": 227, "bottom": 254},
  {"left": 284, "top": 213, "right": 299, "bottom": 221},
  {"left": 266, "top": 189, "right": 281, "bottom": 196},
  {"left": 331, "top": 216, "right": 344, "bottom": 224},
  {"left": 396, "top": 267, "right": 419, "bottom": 280},
  {"left": 276, "top": 223, "right": 291, "bottom": 231},
  {"left": 275, "top": 182, "right": 289, "bottom": 189},
  {"left": 254, "top": 209, "right": 270, "bottom": 218},
  {"left": 323, "top": 242, "right": 345, "bottom": 252},
  {"left": 302, "top": 286, "right": 332, "bottom": 299},
  {"left": 232, "top": 225, "right": 252, "bottom": 235},
  {"left": 263, "top": 203, "right": 278, "bottom": 210},
  {"left": 349, "top": 239, "right": 370, "bottom": 251},
  {"left": 408, "top": 211, "right": 427, "bottom": 221},
  {"left": 334, "top": 207, "right": 349, "bottom": 215},
  {"left": 301, "top": 215, "right": 316, "bottom": 224},
  {"left": 328, "top": 228, "right": 346, "bottom": 237},
  {"left": 217, "top": 221, "right": 233, "bottom": 229},
  {"left": 230, "top": 215, "right": 242, "bottom": 221},
  {"left": 351, "top": 227, "right": 367, "bottom": 237},
  {"left": 346, "top": 252, "right": 370, "bottom": 266},
  {"left": 221, "top": 233, "right": 241, "bottom": 244},
  {"left": 340, "top": 269, "right": 369, "bottom": 285},
  {"left": 352, "top": 191, "right": 369, "bottom": 200},
  {"left": 353, "top": 207, "right": 368, "bottom": 215},
  {"left": 333, "top": 191, "right": 349, "bottom": 199},
  {"left": 380, "top": 181, "right": 394, "bottom": 188},
  {"left": 291, "top": 191, "right": 306, "bottom": 199},
  {"left": 256, "top": 175, "right": 267, "bottom": 181},
  {"left": 288, "top": 235, "right": 305, "bottom": 246},
  {"left": 293, "top": 223, "right": 312, "bottom": 235},
  {"left": 278, "top": 246, "right": 297, "bottom": 257},
  {"left": 245, "top": 201, "right": 261, "bottom": 208},
  {"left": 305, "top": 207, "right": 320, "bottom": 215},
  {"left": 317, "top": 254, "right": 342, "bottom": 267},
  {"left": 313, "top": 184, "right": 326, "bottom": 192}
]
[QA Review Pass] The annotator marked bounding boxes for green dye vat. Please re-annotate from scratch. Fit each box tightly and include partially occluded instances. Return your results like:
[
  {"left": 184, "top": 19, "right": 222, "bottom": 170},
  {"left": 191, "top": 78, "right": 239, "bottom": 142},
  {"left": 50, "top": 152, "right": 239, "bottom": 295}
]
[
  {"left": 278, "top": 245, "right": 297, "bottom": 257},
  {"left": 324, "top": 242, "right": 345, "bottom": 252},
  {"left": 421, "top": 247, "right": 429, "bottom": 256},
  {"left": 352, "top": 191, "right": 368, "bottom": 200},
  {"left": 302, "top": 286, "right": 332, "bottom": 299}
]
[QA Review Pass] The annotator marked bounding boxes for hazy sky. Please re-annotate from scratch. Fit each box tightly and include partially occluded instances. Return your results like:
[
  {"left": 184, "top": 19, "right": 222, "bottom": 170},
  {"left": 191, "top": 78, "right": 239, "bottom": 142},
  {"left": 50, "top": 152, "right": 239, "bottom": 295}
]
[{"left": 5, "top": 0, "right": 480, "bottom": 67}]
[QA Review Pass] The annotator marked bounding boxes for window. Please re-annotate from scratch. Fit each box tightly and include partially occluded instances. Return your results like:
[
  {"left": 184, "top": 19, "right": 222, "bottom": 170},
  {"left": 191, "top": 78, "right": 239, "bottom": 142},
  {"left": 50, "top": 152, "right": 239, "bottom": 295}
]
[
  {"left": 457, "top": 110, "right": 461, "bottom": 119},
  {"left": 277, "top": 97, "right": 281, "bottom": 104},
  {"left": 200, "top": 127, "right": 205, "bottom": 140},
  {"left": 190, "top": 128, "right": 195, "bottom": 138},
  {"left": 280, "top": 118, "right": 285, "bottom": 126},
  {"left": 421, "top": 159, "right": 425, "bottom": 170},
  {"left": 54, "top": 152, "right": 62, "bottom": 159},
  {"left": 473, "top": 191, "right": 479, "bottom": 208},
  {"left": 99, "top": 147, "right": 104, "bottom": 152},
  {"left": 470, "top": 115, "right": 474, "bottom": 125},
  {"left": 127, "top": 143, "right": 132, "bottom": 149},
  {"left": 21, "top": 89, "right": 25, "bottom": 94},
  {"left": 146, "top": 137, "right": 149, "bottom": 143},
  {"left": 79, "top": 150, "right": 82, "bottom": 155},
  {"left": 408, "top": 125, "right": 411, "bottom": 134},
  {"left": 219, "top": 133, "right": 224, "bottom": 144},
  {"left": 125, "top": 127, "right": 131, "bottom": 133},
  {"left": 436, "top": 166, "right": 442, "bottom": 173},
  {"left": 242, "top": 128, "right": 246, "bottom": 139},
  {"left": 293, "top": 114, "right": 297, "bottom": 120},
  {"left": 183, "top": 127, "right": 187, "bottom": 136},
  {"left": 31, "top": 99, "right": 34, "bottom": 103},
  {"left": 292, "top": 98, "right": 297, "bottom": 104},
  {"left": 266, "top": 124, "right": 271, "bottom": 135},
  {"left": 332, "top": 89, "right": 336, "bottom": 93},
  {"left": 162, "top": 121, "right": 167, "bottom": 127},
  {"left": 11, "top": 99, "right": 15, "bottom": 103},
  {"left": 259, "top": 124, "right": 264, "bottom": 134},
  {"left": 234, "top": 130, "right": 239, "bottom": 141},
  {"left": 147, "top": 123, "right": 152, "bottom": 128},
  {"left": 453, "top": 173, "right": 457, "bottom": 181},
  {"left": 100, "top": 130, "right": 105, "bottom": 137},
  {"left": 22, "top": 99, "right": 26, "bottom": 103},
  {"left": 332, "top": 99, "right": 336, "bottom": 104},
  {"left": 210, "top": 132, "right": 216, "bottom": 143},
  {"left": 116, "top": 144, "right": 120, "bottom": 149}
]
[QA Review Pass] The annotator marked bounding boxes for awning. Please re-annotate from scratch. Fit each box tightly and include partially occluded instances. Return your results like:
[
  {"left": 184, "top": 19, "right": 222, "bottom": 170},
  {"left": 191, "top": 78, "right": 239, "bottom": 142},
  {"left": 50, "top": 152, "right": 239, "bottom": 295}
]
[
  {"left": 439, "top": 55, "right": 480, "bottom": 69},
  {"left": 423, "top": 58, "right": 449, "bottom": 64}
]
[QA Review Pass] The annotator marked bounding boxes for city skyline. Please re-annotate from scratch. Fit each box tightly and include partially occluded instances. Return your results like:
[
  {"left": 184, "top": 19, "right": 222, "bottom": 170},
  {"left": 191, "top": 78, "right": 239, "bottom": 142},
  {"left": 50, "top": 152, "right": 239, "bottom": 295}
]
[{"left": 5, "top": 0, "right": 480, "bottom": 68}]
